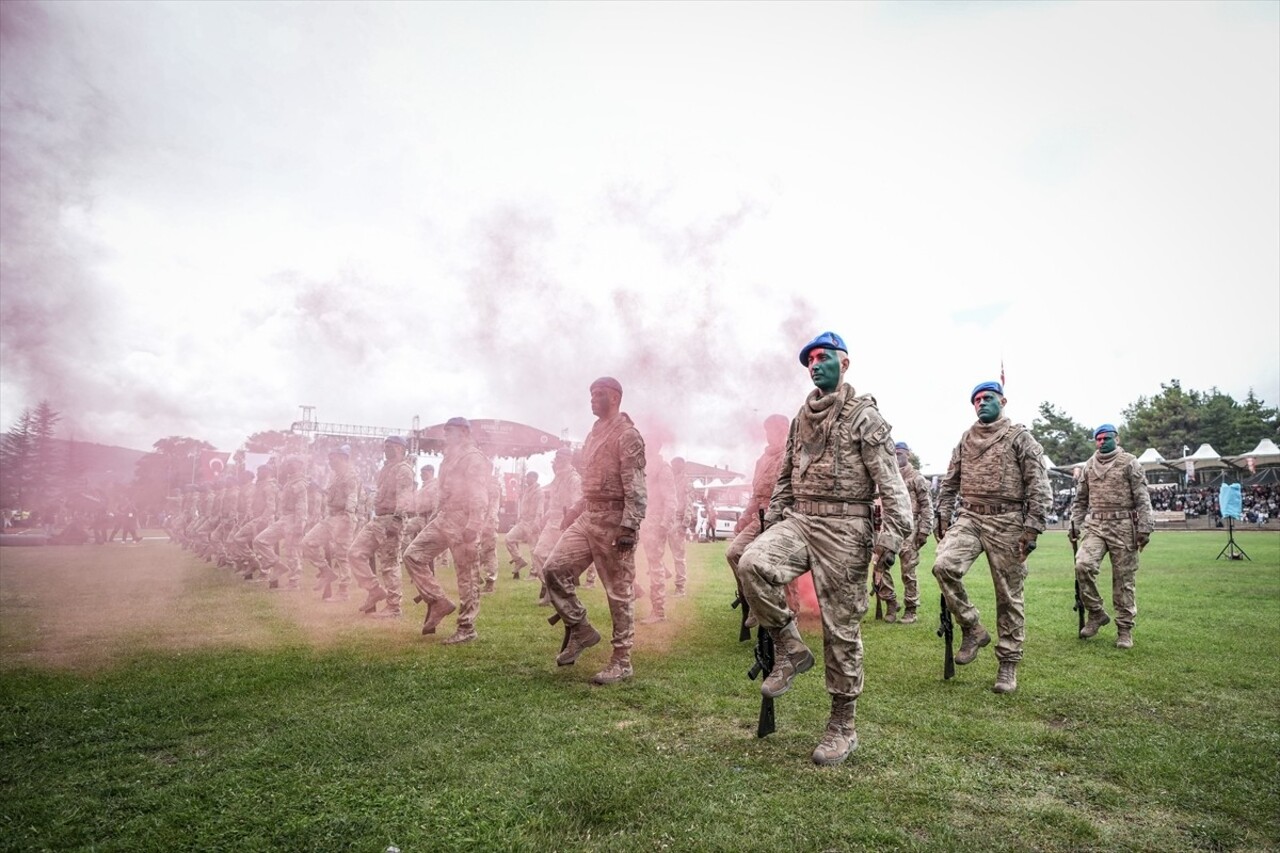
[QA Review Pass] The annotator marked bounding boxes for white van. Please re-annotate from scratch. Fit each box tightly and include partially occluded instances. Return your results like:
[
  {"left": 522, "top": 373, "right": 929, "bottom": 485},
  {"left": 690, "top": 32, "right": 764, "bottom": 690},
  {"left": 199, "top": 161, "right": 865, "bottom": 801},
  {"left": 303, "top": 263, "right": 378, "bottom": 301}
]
[{"left": 695, "top": 504, "right": 746, "bottom": 541}]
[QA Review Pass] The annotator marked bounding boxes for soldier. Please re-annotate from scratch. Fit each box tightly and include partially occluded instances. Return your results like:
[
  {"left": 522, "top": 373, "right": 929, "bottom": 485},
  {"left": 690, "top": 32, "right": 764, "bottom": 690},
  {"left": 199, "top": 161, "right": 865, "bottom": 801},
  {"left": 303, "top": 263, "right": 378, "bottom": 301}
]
[
  {"left": 401, "top": 418, "right": 489, "bottom": 644},
  {"left": 889, "top": 441, "right": 933, "bottom": 624},
  {"left": 475, "top": 466, "right": 502, "bottom": 593},
  {"left": 544, "top": 376, "right": 647, "bottom": 685},
  {"left": 932, "top": 381, "right": 1052, "bottom": 694},
  {"left": 254, "top": 457, "right": 309, "bottom": 591},
  {"left": 533, "top": 448, "right": 583, "bottom": 606},
  {"left": 301, "top": 445, "right": 360, "bottom": 602},
  {"left": 668, "top": 457, "right": 693, "bottom": 596},
  {"left": 505, "top": 471, "right": 543, "bottom": 580},
  {"left": 1069, "top": 424, "right": 1153, "bottom": 649},
  {"left": 400, "top": 464, "right": 439, "bottom": 560},
  {"left": 349, "top": 436, "right": 415, "bottom": 617},
  {"left": 738, "top": 332, "right": 912, "bottom": 765},
  {"left": 638, "top": 444, "right": 674, "bottom": 623},
  {"left": 233, "top": 465, "right": 277, "bottom": 580},
  {"left": 726, "top": 414, "right": 792, "bottom": 624}
]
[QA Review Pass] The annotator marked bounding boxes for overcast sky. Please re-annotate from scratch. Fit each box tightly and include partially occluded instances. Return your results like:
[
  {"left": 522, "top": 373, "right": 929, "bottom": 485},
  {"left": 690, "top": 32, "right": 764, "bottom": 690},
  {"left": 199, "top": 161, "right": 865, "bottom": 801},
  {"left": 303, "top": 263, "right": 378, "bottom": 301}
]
[{"left": 2, "top": 0, "right": 1277, "bottom": 477}]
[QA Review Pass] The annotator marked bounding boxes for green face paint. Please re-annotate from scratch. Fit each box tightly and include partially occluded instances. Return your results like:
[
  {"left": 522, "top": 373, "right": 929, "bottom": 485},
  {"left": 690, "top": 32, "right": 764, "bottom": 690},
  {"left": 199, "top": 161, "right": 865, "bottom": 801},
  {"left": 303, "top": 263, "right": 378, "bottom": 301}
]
[
  {"left": 1097, "top": 433, "right": 1117, "bottom": 454},
  {"left": 807, "top": 348, "right": 843, "bottom": 394},
  {"left": 973, "top": 391, "right": 1004, "bottom": 424}
]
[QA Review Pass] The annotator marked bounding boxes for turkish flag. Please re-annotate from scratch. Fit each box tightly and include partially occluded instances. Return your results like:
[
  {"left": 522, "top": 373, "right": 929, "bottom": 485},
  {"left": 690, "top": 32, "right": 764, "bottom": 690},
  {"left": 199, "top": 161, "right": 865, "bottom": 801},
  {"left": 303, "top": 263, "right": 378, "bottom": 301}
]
[{"left": 198, "top": 450, "right": 231, "bottom": 482}]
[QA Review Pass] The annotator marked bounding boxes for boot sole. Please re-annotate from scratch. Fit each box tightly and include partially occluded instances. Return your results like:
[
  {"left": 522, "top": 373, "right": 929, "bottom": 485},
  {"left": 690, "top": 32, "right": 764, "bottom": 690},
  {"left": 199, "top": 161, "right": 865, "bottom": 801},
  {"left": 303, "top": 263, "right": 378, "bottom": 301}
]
[
  {"left": 555, "top": 628, "right": 601, "bottom": 666},
  {"left": 812, "top": 734, "right": 859, "bottom": 766},
  {"left": 761, "top": 650, "right": 815, "bottom": 698}
]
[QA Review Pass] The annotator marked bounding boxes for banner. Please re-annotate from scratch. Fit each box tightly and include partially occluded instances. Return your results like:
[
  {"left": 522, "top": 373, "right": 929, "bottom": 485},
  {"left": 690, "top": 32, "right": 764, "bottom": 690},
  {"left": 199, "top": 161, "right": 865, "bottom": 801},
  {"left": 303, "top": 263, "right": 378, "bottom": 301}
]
[
  {"left": 1247, "top": 456, "right": 1257, "bottom": 474},
  {"left": 1185, "top": 459, "right": 1196, "bottom": 483}
]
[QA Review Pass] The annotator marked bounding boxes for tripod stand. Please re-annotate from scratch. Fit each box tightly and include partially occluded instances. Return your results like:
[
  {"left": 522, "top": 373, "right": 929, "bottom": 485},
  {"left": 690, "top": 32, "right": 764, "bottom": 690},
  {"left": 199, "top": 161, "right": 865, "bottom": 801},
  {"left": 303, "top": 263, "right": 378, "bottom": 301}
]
[{"left": 1215, "top": 517, "right": 1250, "bottom": 561}]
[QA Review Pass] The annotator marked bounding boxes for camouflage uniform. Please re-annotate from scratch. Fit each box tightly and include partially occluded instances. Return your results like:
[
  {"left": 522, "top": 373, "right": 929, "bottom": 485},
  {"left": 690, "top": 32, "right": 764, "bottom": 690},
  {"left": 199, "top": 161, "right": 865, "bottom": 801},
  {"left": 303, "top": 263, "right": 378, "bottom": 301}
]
[
  {"left": 402, "top": 437, "right": 490, "bottom": 638},
  {"left": 739, "top": 384, "right": 912, "bottom": 707},
  {"left": 400, "top": 475, "right": 440, "bottom": 552},
  {"left": 301, "top": 464, "right": 360, "bottom": 599},
  {"left": 348, "top": 456, "right": 415, "bottom": 614},
  {"left": 505, "top": 480, "right": 544, "bottom": 576},
  {"left": 668, "top": 471, "right": 692, "bottom": 593},
  {"left": 478, "top": 472, "right": 501, "bottom": 586},
  {"left": 638, "top": 455, "right": 675, "bottom": 616},
  {"left": 545, "top": 411, "right": 646, "bottom": 672},
  {"left": 1070, "top": 448, "right": 1153, "bottom": 636},
  {"left": 532, "top": 465, "right": 583, "bottom": 577},
  {"left": 233, "top": 471, "right": 278, "bottom": 578},
  {"left": 933, "top": 417, "right": 1051, "bottom": 664},
  {"left": 727, "top": 439, "right": 786, "bottom": 588},
  {"left": 255, "top": 469, "right": 309, "bottom": 588},
  {"left": 895, "top": 460, "right": 934, "bottom": 616}
]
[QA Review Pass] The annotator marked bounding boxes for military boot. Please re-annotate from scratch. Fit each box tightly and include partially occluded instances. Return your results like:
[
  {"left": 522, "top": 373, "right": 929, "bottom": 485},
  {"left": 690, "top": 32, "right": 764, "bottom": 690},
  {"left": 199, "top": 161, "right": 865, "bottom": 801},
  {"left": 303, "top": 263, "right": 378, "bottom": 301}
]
[
  {"left": 442, "top": 627, "right": 477, "bottom": 645},
  {"left": 760, "top": 622, "right": 815, "bottom": 698},
  {"left": 992, "top": 661, "right": 1018, "bottom": 694},
  {"left": 590, "top": 654, "right": 633, "bottom": 685},
  {"left": 1080, "top": 610, "right": 1110, "bottom": 639},
  {"left": 421, "top": 597, "right": 457, "bottom": 635},
  {"left": 955, "top": 622, "right": 991, "bottom": 665},
  {"left": 482, "top": 578, "right": 496, "bottom": 594},
  {"left": 1115, "top": 628, "right": 1133, "bottom": 649},
  {"left": 811, "top": 695, "right": 859, "bottom": 766},
  {"left": 900, "top": 609, "right": 918, "bottom": 625},
  {"left": 884, "top": 599, "right": 900, "bottom": 623},
  {"left": 640, "top": 610, "right": 665, "bottom": 625},
  {"left": 357, "top": 586, "right": 386, "bottom": 614},
  {"left": 555, "top": 619, "right": 602, "bottom": 666}
]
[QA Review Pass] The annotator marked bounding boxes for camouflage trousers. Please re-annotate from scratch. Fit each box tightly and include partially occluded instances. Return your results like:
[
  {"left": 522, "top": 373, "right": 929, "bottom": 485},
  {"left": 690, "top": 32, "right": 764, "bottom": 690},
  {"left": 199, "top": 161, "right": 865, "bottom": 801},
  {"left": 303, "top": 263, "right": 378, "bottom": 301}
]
[
  {"left": 639, "top": 518, "right": 671, "bottom": 613},
  {"left": 898, "top": 540, "right": 922, "bottom": 612},
  {"left": 738, "top": 512, "right": 871, "bottom": 698},
  {"left": 505, "top": 520, "right": 540, "bottom": 568},
  {"left": 348, "top": 515, "right": 404, "bottom": 610},
  {"left": 932, "top": 512, "right": 1027, "bottom": 663},
  {"left": 402, "top": 513, "right": 481, "bottom": 632},
  {"left": 531, "top": 523, "right": 567, "bottom": 576},
  {"left": 479, "top": 525, "right": 498, "bottom": 584},
  {"left": 255, "top": 517, "right": 305, "bottom": 584},
  {"left": 301, "top": 512, "right": 356, "bottom": 591},
  {"left": 1075, "top": 520, "right": 1140, "bottom": 630},
  {"left": 727, "top": 516, "right": 800, "bottom": 613},
  {"left": 231, "top": 517, "right": 270, "bottom": 572},
  {"left": 544, "top": 509, "right": 636, "bottom": 657}
]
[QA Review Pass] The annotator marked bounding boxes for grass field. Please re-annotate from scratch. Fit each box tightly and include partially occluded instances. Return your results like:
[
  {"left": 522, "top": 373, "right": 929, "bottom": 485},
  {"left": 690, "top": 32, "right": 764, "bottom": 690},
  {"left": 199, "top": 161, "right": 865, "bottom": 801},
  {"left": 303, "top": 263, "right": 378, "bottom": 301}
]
[{"left": 1, "top": 530, "right": 1277, "bottom": 852}]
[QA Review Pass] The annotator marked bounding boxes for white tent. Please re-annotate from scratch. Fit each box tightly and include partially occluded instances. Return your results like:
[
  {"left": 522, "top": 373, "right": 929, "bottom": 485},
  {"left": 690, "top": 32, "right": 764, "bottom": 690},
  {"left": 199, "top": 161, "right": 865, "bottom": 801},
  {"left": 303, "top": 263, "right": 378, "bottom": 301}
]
[
  {"left": 1166, "top": 443, "right": 1231, "bottom": 472},
  {"left": 1225, "top": 438, "right": 1280, "bottom": 470},
  {"left": 1135, "top": 447, "right": 1167, "bottom": 472}
]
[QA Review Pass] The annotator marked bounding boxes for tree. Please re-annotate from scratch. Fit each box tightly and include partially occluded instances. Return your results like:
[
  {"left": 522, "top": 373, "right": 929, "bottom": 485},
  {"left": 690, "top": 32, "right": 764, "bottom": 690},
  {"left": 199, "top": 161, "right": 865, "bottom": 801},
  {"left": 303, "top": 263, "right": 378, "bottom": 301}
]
[
  {"left": 0, "top": 409, "right": 35, "bottom": 508},
  {"left": 134, "top": 436, "right": 214, "bottom": 509},
  {"left": 1031, "top": 402, "right": 1094, "bottom": 465},
  {"left": 30, "top": 400, "right": 62, "bottom": 506},
  {"left": 1234, "top": 390, "right": 1280, "bottom": 452},
  {"left": 1121, "top": 380, "right": 1201, "bottom": 459},
  {"left": 245, "top": 429, "right": 292, "bottom": 454}
]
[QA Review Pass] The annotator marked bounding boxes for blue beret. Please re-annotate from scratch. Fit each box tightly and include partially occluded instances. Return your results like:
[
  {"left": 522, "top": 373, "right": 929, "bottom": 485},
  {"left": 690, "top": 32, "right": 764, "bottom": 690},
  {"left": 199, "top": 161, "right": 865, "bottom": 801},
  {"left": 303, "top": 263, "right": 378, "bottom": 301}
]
[
  {"left": 329, "top": 444, "right": 351, "bottom": 457},
  {"left": 384, "top": 435, "right": 408, "bottom": 448},
  {"left": 444, "top": 417, "right": 470, "bottom": 430},
  {"left": 1094, "top": 423, "right": 1117, "bottom": 438},
  {"left": 970, "top": 381, "right": 1004, "bottom": 402},
  {"left": 799, "top": 331, "right": 848, "bottom": 366},
  {"left": 590, "top": 376, "right": 623, "bottom": 394},
  {"left": 894, "top": 441, "right": 909, "bottom": 451}
]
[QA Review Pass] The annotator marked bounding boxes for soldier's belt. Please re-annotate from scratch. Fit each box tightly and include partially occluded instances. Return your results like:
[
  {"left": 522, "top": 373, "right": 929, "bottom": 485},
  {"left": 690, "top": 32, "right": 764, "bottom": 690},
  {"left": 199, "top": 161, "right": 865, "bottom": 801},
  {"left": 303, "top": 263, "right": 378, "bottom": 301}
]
[
  {"left": 375, "top": 513, "right": 405, "bottom": 521},
  {"left": 792, "top": 499, "right": 872, "bottom": 518},
  {"left": 584, "top": 500, "right": 625, "bottom": 511},
  {"left": 962, "top": 501, "right": 1020, "bottom": 516},
  {"left": 1089, "top": 510, "right": 1137, "bottom": 520}
]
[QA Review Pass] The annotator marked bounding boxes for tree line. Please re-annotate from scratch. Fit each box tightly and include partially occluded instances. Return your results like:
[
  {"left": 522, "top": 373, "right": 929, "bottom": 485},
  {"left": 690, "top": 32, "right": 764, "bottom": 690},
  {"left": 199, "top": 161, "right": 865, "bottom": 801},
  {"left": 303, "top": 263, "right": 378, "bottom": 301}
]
[{"left": 1030, "top": 380, "right": 1278, "bottom": 466}]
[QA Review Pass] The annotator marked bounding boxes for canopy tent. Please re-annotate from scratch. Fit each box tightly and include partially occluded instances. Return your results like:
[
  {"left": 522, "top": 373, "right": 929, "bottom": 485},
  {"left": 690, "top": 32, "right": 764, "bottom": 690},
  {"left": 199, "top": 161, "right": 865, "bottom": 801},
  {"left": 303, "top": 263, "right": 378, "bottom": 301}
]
[
  {"left": 1165, "top": 443, "right": 1234, "bottom": 472},
  {"left": 1224, "top": 438, "right": 1280, "bottom": 472},
  {"left": 1135, "top": 448, "right": 1167, "bottom": 472},
  {"left": 414, "top": 419, "right": 566, "bottom": 459},
  {"left": 678, "top": 460, "right": 745, "bottom": 485},
  {"left": 1244, "top": 466, "right": 1280, "bottom": 487}
]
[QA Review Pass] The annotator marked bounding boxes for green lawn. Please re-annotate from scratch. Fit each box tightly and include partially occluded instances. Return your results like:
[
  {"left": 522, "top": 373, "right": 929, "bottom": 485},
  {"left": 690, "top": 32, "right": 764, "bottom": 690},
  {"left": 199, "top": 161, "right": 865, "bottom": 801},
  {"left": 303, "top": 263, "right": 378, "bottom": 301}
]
[{"left": 1, "top": 530, "right": 1277, "bottom": 852}]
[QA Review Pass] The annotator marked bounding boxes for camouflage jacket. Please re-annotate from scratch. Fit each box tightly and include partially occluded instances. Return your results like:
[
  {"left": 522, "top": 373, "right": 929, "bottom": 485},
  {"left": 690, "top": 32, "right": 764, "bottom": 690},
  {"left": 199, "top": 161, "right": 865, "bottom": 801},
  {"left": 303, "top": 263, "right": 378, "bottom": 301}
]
[
  {"left": 325, "top": 467, "right": 360, "bottom": 515},
  {"left": 373, "top": 459, "right": 415, "bottom": 516},
  {"left": 543, "top": 469, "right": 583, "bottom": 530},
  {"left": 898, "top": 462, "right": 934, "bottom": 543},
  {"left": 580, "top": 412, "right": 647, "bottom": 531},
  {"left": 438, "top": 441, "right": 490, "bottom": 532},
  {"left": 1069, "top": 449, "right": 1154, "bottom": 534},
  {"left": 938, "top": 416, "right": 1051, "bottom": 532}
]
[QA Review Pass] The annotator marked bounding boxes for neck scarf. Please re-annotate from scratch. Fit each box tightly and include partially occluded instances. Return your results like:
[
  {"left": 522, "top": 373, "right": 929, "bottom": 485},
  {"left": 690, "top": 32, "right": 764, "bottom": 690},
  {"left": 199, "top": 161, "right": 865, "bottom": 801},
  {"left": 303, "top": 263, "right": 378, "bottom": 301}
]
[{"left": 796, "top": 383, "right": 852, "bottom": 477}]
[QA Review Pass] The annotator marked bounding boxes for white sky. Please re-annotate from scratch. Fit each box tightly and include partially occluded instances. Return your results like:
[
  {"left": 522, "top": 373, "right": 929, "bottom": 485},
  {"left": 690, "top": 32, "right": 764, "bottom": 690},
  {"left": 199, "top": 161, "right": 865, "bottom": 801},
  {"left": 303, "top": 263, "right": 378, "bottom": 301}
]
[{"left": 1, "top": 0, "right": 1277, "bottom": 477}]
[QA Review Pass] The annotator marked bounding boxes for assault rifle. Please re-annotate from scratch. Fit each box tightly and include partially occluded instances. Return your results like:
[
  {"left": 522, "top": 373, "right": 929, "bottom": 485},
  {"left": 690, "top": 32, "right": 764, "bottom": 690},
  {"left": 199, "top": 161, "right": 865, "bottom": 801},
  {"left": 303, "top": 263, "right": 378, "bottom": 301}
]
[
  {"left": 730, "top": 589, "right": 751, "bottom": 642},
  {"left": 746, "top": 625, "right": 777, "bottom": 738},
  {"left": 743, "top": 507, "right": 776, "bottom": 737},
  {"left": 1069, "top": 521, "right": 1084, "bottom": 634},
  {"left": 937, "top": 593, "right": 955, "bottom": 680}
]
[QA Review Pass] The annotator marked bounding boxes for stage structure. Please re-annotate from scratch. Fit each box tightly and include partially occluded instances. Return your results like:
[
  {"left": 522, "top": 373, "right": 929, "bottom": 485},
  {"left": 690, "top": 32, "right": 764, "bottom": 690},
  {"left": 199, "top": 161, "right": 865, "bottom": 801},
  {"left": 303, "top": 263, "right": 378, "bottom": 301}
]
[
  {"left": 415, "top": 419, "right": 566, "bottom": 459},
  {"left": 290, "top": 407, "right": 423, "bottom": 450}
]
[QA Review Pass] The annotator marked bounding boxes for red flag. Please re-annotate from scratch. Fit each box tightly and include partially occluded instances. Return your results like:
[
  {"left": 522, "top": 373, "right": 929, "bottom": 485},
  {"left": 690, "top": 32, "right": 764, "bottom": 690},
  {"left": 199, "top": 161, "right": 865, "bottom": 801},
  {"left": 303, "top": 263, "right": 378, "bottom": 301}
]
[
  {"left": 1000, "top": 358, "right": 1006, "bottom": 389},
  {"left": 198, "top": 450, "right": 231, "bottom": 483}
]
